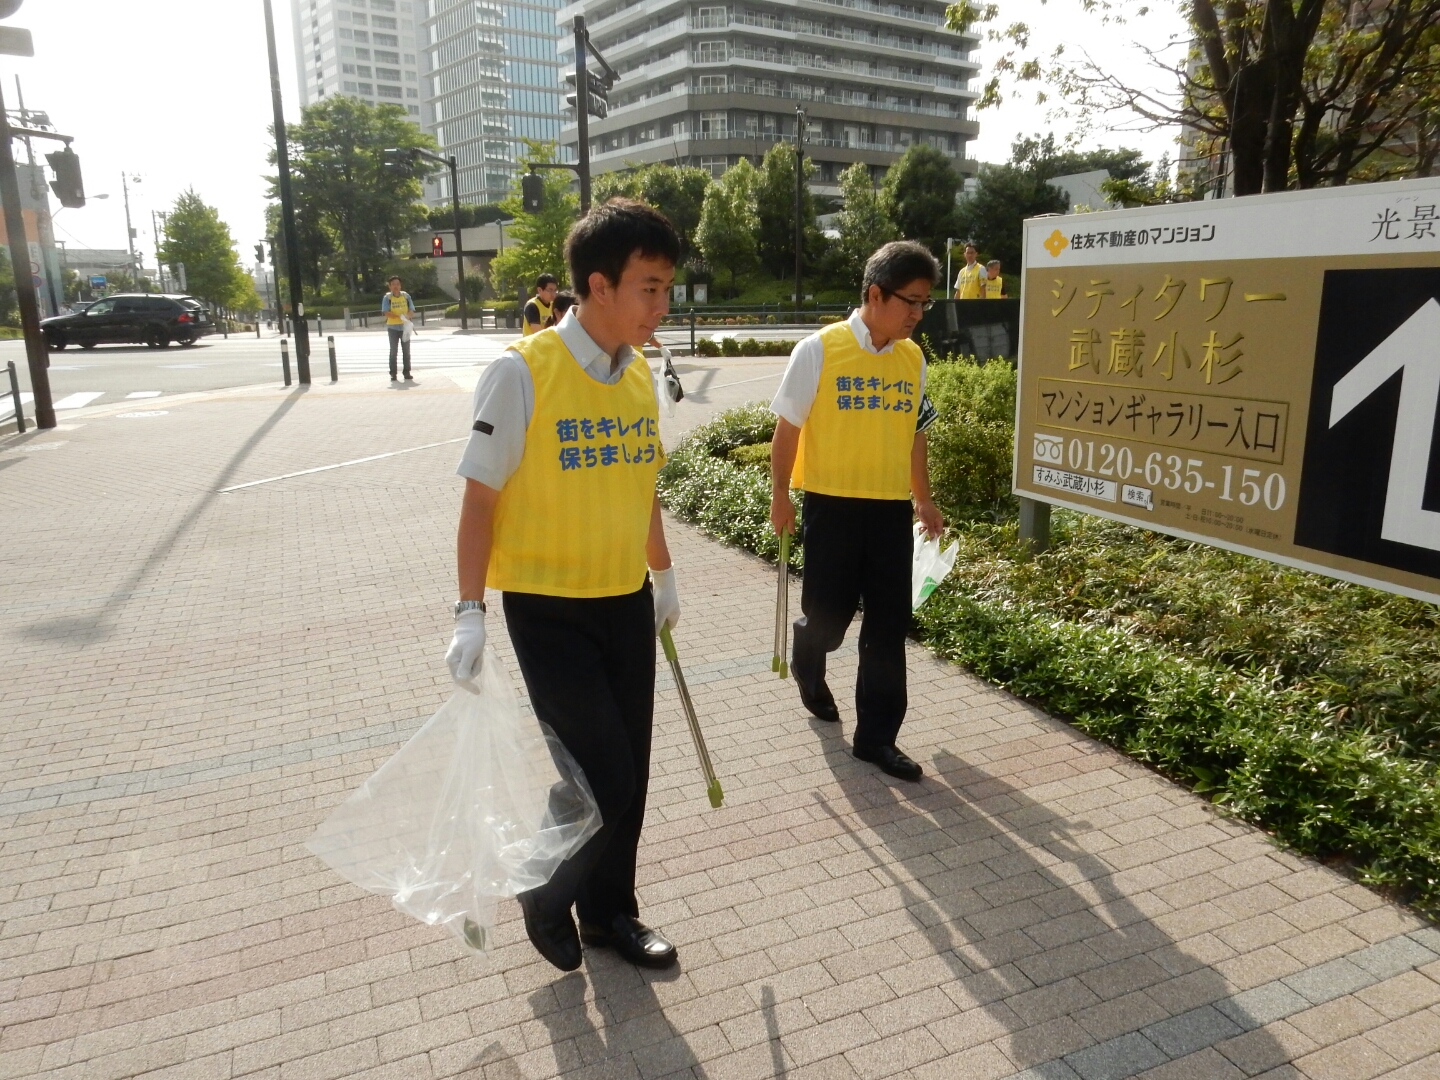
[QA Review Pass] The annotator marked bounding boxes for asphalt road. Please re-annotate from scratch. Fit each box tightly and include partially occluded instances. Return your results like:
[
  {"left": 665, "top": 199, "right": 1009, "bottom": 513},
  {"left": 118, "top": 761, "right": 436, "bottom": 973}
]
[{"left": 0, "top": 326, "right": 797, "bottom": 424}]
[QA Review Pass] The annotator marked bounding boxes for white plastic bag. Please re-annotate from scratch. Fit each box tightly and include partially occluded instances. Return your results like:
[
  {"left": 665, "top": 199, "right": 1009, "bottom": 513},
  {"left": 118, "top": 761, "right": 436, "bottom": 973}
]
[
  {"left": 305, "top": 646, "right": 600, "bottom": 953},
  {"left": 401, "top": 316, "right": 415, "bottom": 342},
  {"left": 912, "top": 521, "right": 959, "bottom": 611}
]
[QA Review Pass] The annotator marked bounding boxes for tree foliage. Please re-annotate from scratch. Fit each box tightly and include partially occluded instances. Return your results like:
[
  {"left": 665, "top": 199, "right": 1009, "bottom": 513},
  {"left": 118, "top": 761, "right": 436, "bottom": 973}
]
[
  {"left": 824, "top": 163, "right": 898, "bottom": 292},
  {"left": 953, "top": 0, "right": 1440, "bottom": 194},
  {"left": 158, "top": 189, "right": 259, "bottom": 310},
  {"left": 879, "top": 144, "right": 962, "bottom": 254},
  {"left": 754, "top": 142, "right": 819, "bottom": 278},
  {"left": 695, "top": 158, "right": 760, "bottom": 295},
  {"left": 273, "top": 96, "right": 437, "bottom": 299},
  {"left": 594, "top": 163, "right": 713, "bottom": 265},
  {"left": 487, "top": 141, "right": 578, "bottom": 300}
]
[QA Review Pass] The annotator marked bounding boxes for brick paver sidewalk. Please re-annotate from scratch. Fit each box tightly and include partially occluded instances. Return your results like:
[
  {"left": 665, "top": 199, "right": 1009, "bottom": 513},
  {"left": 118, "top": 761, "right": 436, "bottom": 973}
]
[{"left": 1, "top": 371, "right": 1437, "bottom": 1080}]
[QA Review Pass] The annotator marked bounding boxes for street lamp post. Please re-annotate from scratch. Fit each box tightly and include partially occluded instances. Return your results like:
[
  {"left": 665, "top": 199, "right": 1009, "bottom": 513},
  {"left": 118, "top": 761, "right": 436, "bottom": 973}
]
[
  {"left": 794, "top": 106, "right": 806, "bottom": 316},
  {"left": 389, "top": 147, "right": 468, "bottom": 330},
  {"left": 262, "top": 0, "right": 311, "bottom": 382}
]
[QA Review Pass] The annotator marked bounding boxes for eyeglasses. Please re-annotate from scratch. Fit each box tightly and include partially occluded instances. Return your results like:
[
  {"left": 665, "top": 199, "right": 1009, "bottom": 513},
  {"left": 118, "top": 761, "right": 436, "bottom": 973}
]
[{"left": 881, "top": 288, "right": 934, "bottom": 312}]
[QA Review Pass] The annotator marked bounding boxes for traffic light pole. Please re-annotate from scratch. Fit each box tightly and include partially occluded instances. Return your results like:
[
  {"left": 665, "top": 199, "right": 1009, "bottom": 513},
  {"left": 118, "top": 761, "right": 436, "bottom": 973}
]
[
  {"left": 794, "top": 106, "right": 805, "bottom": 317},
  {"left": 574, "top": 17, "right": 591, "bottom": 213},
  {"left": 263, "top": 0, "right": 310, "bottom": 383},
  {"left": 448, "top": 154, "right": 467, "bottom": 330},
  {"left": 0, "top": 80, "right": 53, "bottom": 429}
]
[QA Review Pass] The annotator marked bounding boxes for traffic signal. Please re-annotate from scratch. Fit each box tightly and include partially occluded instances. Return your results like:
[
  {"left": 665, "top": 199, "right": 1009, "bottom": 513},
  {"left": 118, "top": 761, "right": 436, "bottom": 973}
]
[
  {"left": 254, "top": 243, "right": 265, "bottom": 263},
  {"left": 521, "top": 172, "right": 544, "bottom": 214},
  {"left": 382, "top": 147, "right": 418, "bottom": 169},
  {"left": 431, "top": 234, "right": 445, "bottom": 257},
  {"left": 45, "top": 146, "right": 84, "bottom": 208},
  {"left": 564, "top": 68, "right": 611, "bottom": 119}
]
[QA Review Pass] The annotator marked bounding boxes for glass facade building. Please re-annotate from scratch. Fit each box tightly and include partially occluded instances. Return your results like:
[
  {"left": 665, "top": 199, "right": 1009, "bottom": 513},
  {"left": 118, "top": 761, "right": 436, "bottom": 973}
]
[{"left": 423, "top": 0, "right": 568, "bottom": 204}]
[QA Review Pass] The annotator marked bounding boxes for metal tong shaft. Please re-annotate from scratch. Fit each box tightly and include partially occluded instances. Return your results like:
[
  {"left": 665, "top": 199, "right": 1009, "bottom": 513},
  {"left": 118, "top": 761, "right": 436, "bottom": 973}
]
[
  {"left": 772, "top": 530, "right": 790, "bottom": 679},
  {"left": 660, "top": 625, "right": 724, "bottom": 808}
]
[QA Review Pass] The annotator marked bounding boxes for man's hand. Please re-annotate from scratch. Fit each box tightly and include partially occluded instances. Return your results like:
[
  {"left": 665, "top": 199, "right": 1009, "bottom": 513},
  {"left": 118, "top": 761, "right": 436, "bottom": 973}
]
[
  {"left": 770, "top": 491, "right": 796, "bottom": 537},
  {"left": 446, "top": 609, "right": 486, "bottom": 685},
  {"left": 651, "top": 567, "right": 680, "bottom": 634},
  {"left": 916, "top": 498, "right": 944, "bottom": 540}
]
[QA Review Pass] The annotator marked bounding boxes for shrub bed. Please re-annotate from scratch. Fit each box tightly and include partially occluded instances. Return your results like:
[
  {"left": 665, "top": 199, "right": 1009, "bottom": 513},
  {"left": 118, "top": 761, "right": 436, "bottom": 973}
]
[
  {"left": 657, "top": 361, "right": 1440, "bottom": 916},
  {"left": 693, "top": 337, "right": 800, "bottom": 358}
]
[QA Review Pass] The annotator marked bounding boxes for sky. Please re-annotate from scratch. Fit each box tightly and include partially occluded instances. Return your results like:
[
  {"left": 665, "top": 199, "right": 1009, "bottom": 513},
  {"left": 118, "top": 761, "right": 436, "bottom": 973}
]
[{"left": 9, "top": 0, "right": 1188, "bottom": 270}]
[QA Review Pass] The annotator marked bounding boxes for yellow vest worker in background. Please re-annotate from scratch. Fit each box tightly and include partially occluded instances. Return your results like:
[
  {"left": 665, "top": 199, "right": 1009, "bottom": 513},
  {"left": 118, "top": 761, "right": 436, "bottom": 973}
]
[
  {"left": 382, "top": 276, "right": 415, "bottom": 381},
  {"left": 523, "top": 274, "right": 559, "bottom": 335},
  {"left": 446, "top": 200, "right": 683, "bottom": 972},
  {"left": 770, "top": 241, "right": 945, "bottom": 782},
  {"left": 953, "top": 242, "right": 984, "bottom": 299},
  {"left": 984, "top": 259, "right": 1006, "bottom": 298}
]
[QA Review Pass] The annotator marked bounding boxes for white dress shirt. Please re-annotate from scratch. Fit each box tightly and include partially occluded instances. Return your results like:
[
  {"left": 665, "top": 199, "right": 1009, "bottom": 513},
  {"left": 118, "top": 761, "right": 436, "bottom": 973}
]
[
  {"left": 457, "top": 309, "right": 664, "bottom": 490},
  {"left": 771, "top": 309, "right": 932, "bottom": 430}
]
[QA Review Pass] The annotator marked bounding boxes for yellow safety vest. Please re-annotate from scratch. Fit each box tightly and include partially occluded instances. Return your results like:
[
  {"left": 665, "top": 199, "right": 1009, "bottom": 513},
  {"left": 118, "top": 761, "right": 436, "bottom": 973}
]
[
  {"left": 384, "top": 290, "right": 413, "bottom": 324},
  {"left": 955, "top": 262, "right": 985, "bottom": 300},
  {"left": 488, "top": 328, "right": 663, "bottom": 597},
  {"left": 523, "top": 296, "right": 554, "bottom": 335},
  {"left": 984, "top": 274, "right": 1004, "bottom": 299},
  {"left": 791, "top": 321, "right": 922, "bottom": 501}
]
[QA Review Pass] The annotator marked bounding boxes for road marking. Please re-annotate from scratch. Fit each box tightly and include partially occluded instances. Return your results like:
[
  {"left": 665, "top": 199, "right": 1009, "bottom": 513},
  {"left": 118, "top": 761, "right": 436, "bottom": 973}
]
[
  {"left": 125, "top": 391, "right": 163, "bottom": 399},
  {"left": 53, "top": 391, "right": 104, "bottom": 410},
  {"left": 703, "top": 371, "right": 786, "bottom": 391},
  {"left": 116, "top": 411, "right": 169, "bottom": 419},
  {"left": 219, "top": 437, "right": 468, "bottom": 493}
]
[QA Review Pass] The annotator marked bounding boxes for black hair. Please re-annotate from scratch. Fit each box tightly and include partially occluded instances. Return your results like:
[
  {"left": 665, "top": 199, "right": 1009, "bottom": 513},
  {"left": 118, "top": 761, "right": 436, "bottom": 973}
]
[
  {"left": 535, "top": 273, "right": 558, "bottom": 290},
  {"left": 861, "top": 240, "right": 941, "bottom": 302},
  {"left": 551, "top": 290, "right": 577, "bottom": 314},
  {"left": 387, "top": 275, "right": 402, "bottom": 284},
  {"left": 564, "top": 198, "right": 681, "bottom": 299},
  {"left": 963, "top": 241, "right": 978, "bottom": 252}
]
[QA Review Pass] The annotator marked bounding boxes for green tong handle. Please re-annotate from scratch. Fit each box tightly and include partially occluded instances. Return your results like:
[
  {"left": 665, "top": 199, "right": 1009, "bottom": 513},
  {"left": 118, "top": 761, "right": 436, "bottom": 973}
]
[
  {"left": 660, "top": 624, "right": 724, "bottom": 808},
  {"left": 773, "top": 529, "right": 791, "bottom": 679}
]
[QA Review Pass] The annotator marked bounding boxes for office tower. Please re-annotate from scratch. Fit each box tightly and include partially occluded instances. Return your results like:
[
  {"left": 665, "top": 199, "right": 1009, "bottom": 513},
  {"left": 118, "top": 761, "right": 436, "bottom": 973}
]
[
  {"left": 555, "top": 0, "right": 979, "bottom": 191},
  {"left": 292, "top": 0, "right": 426, "bottom": 122},
  {"left": 422, "top": 0, "right": 568, "bottom": 205}
]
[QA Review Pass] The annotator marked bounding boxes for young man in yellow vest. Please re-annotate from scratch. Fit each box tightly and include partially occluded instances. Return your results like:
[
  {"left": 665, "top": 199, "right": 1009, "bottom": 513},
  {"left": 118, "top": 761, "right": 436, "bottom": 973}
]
[
  {"left": 770, "top": 241, "right": 945, "bottom": 782},
  {"left": 523, "top": 273, "right": 559, "bottom": 335},
  {"left": 953, "top": 242, "right": 984, "bottom": 299},
  {"left": 446, "top": 200, "right": 682, "bottom": 972},
  {"left": 382, "top": 275, "right": 416, "bottom": 380}
]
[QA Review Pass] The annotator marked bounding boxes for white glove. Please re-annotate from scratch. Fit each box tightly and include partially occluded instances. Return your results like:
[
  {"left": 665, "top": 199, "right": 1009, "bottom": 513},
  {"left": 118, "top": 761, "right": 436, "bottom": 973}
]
[
  {"left": 445, "top": 609, "right": 486, "bottom": 685},
  {"left": 651, "top": 567, "right": 680, "bottom": 634}
]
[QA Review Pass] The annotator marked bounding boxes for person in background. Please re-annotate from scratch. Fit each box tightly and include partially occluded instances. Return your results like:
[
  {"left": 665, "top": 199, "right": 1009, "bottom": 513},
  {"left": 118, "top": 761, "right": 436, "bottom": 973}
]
[
  {"left": 523, "top": 274, "right": 560, "bottom": 335},
  {"left": 551, "top": 290, "right": 577, "bottom": 321},
  {"left": 953, "top": 242, "right": 985, "bottom": 300},
  {"left": 382, "top": 276, "right": 416, "bottom": 381},
  {"left": 769, "top": 240, "right": 945, "bottom": 783},
  {"left": 983, "top": 259, "right": 1006, "bottom": 298},
  {"left": 446, "top": 199, "right": 684, "bottom": 973}
]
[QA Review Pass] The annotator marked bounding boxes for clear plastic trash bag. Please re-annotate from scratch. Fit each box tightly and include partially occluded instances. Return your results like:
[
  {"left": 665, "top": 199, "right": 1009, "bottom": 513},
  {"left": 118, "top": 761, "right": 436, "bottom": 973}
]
[
  {"left": 305, "top": 646, "right": 601, "bottom": 953},
  {"left": 912, "top": 521, "right": 959, "bottom": 611}
]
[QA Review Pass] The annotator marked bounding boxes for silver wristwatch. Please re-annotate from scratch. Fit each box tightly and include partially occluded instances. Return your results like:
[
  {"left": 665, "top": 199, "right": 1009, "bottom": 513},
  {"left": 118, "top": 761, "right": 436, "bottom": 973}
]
[{"left": 453, "top": 600, "right": 486, "bottom": 617}]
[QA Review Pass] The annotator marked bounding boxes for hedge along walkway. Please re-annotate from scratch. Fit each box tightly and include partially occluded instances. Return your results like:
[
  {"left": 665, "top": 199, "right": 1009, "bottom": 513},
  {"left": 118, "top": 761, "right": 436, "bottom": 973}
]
[{"left": 0, "top": 374, "right": 1438, "bottom": 1080}]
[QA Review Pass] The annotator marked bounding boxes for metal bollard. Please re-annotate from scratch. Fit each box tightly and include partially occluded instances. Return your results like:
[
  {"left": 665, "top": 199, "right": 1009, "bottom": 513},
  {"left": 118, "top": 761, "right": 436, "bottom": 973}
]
[
  {"left": 281, "top": 338, "right": 292, "bottom": 386},
  {"left": 344, "top": 307, "right": 352, "bottom": 331},
  {"left": 222, "top": 313, "right": 228, "bottom": 340},
  {"left": 317, "top": 315, "right": 324, "bottom": 337},
  {"left": 7, "top": 359, "right": 24, "bottom": 433},
  {"left": 420, "top": 307, "right": 426, "bottom": 327},
  {"left": 255, "top": 318, "right": 261, "bottom": 339},
  {"left": 689, "top": 309, "right": 696, "bottom": 355},
  {"left": 327, "top": 335, "right": 337, "bottom": 383}
]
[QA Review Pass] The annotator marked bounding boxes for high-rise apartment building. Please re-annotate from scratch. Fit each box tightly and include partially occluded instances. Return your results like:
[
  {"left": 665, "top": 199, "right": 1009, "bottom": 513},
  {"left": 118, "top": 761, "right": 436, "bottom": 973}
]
[
  {"left": 292, "top": 0, "right": 426, "bottom": 121},
  {"left": 555, "top": 0, "right": 980, "bottom": 190},
  {"left": 422, "top": 0, "right": 568, "bottom": 205}
]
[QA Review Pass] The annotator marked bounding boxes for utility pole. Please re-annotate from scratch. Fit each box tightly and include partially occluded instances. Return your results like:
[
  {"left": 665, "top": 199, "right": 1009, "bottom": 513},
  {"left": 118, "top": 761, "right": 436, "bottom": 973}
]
[
  {"left": 574, "top": 16, "right": 591, "bottom": 213},
  {"left": 151, "top": 209, "right": 166, "bottom": 291},
  {"left": 794, "top": 106, "right": 806, "bottom": 315},
  {"left": 263, "top": 0, "right": 310, "bottom": 382},
  {"left": 0, "top": 79, "right": 52, "bottom": 428},
  {"left": 120, "top": 172, "right": 141, "bottom": 290}
]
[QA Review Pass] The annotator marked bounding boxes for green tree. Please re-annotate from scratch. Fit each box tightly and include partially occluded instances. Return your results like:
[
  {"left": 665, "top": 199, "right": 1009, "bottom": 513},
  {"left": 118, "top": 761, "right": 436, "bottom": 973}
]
[
  {"left": 754, "top": 142, "right": 818, "bottom": 279},
  {"left": 824, "top": 163, "right": 898, "bottom": 292},
  {"left": 695, "top": 159, "right": 760, "bottom": 296},
  {"left": 594, "top": 163, "right": 713, "bottom": 265},
  {"left": 426, "top": 203, "right": 510, "bottom": 231},
  {"left": 276, "top": 96, "right": 437, "bottom": 300},
  {"left": 157, "top": 189, "right": 257, "bottom": 309},
  {"left": 953, "top": 138, "right": 1070, "bottom": 286},
  {"left": 879, "top": 144, "right": 962, "bottom": 255},
  {"left": 0, "top": 245, "right": 16, "bottom": 325},
  {"left": 487, "top": 141, "right": 578, "bottom": 300}
]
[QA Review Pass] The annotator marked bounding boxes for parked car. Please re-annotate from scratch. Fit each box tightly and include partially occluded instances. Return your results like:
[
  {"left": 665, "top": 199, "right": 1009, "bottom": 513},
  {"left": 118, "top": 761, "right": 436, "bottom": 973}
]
[{"left": 41, "top": 294, "right": 218, "bottom": 349}]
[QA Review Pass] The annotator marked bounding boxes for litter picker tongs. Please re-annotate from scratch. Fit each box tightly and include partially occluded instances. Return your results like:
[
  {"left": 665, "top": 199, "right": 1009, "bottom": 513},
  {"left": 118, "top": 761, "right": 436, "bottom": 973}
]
[
  {"left": 659, "top": 625, "right": 724, "bottom": 808},
  {"left": 772, "top": 529, "right": 791, "bottom": 678}
]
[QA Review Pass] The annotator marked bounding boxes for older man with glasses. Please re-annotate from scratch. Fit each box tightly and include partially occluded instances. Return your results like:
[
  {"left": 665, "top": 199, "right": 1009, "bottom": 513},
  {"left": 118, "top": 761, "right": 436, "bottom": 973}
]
[{"left": 768, "top": 240, "right": 945, "bottom": 782}]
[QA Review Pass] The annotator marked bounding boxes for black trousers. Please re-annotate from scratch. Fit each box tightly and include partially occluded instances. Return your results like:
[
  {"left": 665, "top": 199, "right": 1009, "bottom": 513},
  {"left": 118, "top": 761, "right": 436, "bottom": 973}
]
[
  {"left": 387, "top": 325, "right": 411, "bottom": 378},
  {"left": 792, "top": 491, "right": 912, "bottom": 750},
  {"left": 504, "top": 582, "right": 655, "bottom": 927}
]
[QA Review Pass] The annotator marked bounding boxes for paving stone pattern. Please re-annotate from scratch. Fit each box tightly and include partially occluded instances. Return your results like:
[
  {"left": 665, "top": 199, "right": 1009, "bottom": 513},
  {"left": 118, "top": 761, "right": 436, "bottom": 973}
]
[{"left": 1, "top": 374, "right": 1438, "bottom": 1080}]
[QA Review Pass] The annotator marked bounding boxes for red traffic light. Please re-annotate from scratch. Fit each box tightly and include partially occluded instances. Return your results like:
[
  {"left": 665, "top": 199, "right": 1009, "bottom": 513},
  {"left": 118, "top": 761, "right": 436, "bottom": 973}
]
[{"left": 431, "top": 234, "right": 444, "bottom": 257}]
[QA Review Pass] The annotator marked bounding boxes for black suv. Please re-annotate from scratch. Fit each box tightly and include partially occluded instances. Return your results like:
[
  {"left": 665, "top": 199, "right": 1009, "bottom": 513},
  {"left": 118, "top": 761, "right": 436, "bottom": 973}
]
[{"left": 41, "top": 294, "right": 218, "bottom": 349}]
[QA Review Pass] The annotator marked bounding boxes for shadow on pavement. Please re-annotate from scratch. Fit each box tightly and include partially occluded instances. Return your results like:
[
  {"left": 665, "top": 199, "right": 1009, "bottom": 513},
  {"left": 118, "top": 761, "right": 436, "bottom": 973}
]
[
  {"left": 805, "top": 727, "right": 1283, "bottom": 1079},
  {"left": 20, "top": 387, "right": 308, "bottom": 645}
]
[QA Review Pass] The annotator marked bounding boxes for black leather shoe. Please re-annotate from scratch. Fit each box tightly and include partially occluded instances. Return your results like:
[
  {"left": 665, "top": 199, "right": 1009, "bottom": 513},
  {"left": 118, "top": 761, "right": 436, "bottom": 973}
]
[
  {"left": 853, "top": 744, "right": 923, "bottom": 781},
  {"left": 518, "top": 891, "right": 582, "bottom": 971},
  {"left": 798, "top": 684, "right": 840, "bottom": 723},
  {"left": 404, "top": 373, "right": 414, "bottom": 380},
  {"left": 579, "top": 914, "right": 678, "bottom": 969}
]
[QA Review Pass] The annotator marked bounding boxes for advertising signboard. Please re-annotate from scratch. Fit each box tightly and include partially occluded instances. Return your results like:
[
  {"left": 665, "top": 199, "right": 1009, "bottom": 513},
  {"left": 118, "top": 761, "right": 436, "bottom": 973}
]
[{"left": 1016, "top": 179, "right": 1440, "bottom": 604}]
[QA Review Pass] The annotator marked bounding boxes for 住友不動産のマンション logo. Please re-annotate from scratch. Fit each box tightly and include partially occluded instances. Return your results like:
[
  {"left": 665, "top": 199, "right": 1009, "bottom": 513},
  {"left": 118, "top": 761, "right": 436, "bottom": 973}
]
[{"left": 1045, "top": 224, "right": 1220, "bottom": 257}]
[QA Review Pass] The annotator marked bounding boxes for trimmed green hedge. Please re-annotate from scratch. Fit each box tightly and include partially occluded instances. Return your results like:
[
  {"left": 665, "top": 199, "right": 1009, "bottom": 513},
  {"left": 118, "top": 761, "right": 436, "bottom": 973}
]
[{"left": 657, "top": 361, "right": 1440, "bottom": 915}]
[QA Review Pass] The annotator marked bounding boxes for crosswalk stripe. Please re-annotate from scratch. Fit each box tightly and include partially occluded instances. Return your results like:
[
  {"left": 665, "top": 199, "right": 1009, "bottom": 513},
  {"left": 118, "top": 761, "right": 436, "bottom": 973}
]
[
  {"left": 53, "top": 391, "right": 105, "bottom": 410},
  {"left": 126, "top": 391, "right": 163, "bottom": 399}
]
